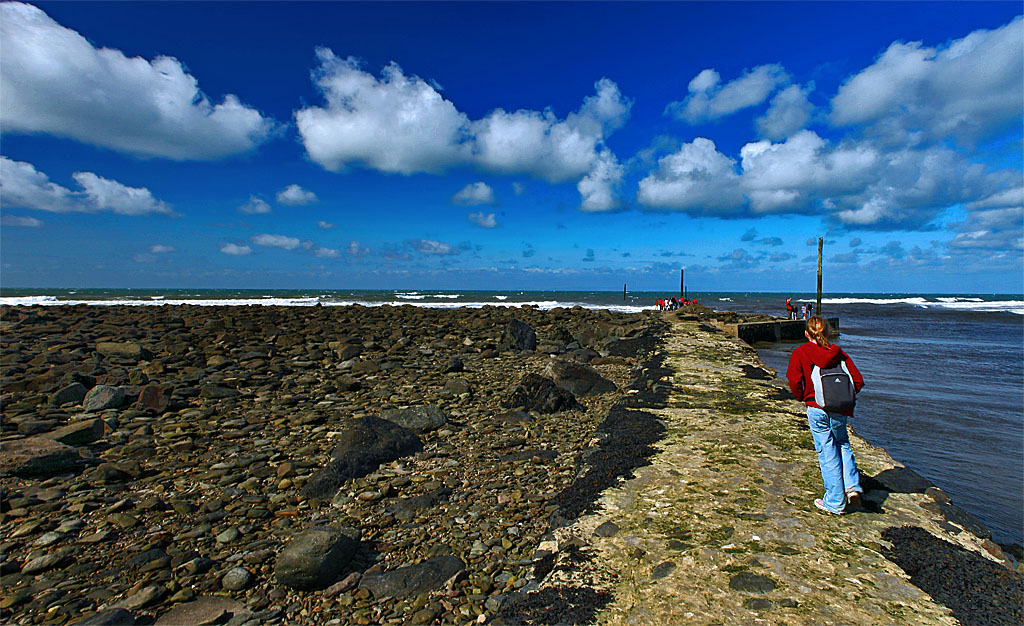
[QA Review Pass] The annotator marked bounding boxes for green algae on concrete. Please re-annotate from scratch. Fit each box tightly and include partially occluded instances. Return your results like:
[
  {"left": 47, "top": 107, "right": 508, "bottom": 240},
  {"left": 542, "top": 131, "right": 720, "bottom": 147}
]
[{"left": 527, "top": 312, "right": 1020, "bottom": 626}]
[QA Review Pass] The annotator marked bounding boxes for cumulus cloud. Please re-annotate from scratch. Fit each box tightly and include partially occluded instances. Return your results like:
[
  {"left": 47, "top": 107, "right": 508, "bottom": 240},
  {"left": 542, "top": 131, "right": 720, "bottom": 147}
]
[
  {"left": 512, "top": 182, "right": 526, "bottom": 195},
  {"left": 830, "top": 17, "right": 1023, "bottom": 147},
  {"left": 668, "top": 64, "right": 789, "bottom": 123},
  {"left": 276, "top": 184, "right": 318, "bottom": 206},
  {"left": 252, "top": 234, "right": 301, "bottom": 250},
  {"left": 220, "top": 243, "right": 251, "bottom": 256},
  {"left": 950, "top": 187, "right": 1024, "bottom": 250},
  {"left": 348, "top": 241, "right": 370, "bottom": 256},
  {"left": 636, "top": 138, "right": 744, "bottom": 212},
  {"left": 149, "top": 245, "right": 175, "bottom": 254},
  {"left": 0, "top": 3, "right": 275, "bottom": 159},
  {"left": 756, "top": 83, "right": 815, "bottom": 140},
  {"left": 411, "top": 239, "right": 459, "bottom": 255},
  {"left": 295, "top": 51, "right": 631, "bottom": 207},
  {"left": 468, "top": 212, "right": 497, "bottom": 228},
  {"left": 238, "top": 196, "right": 271, "bottom": 214},
  {"left": 1, "top": 214, "right": 43, "bottom": 227},
  {"left": 0, "top": 156, "right": 174, "bottom": 215},
  {"left": 578, "top": 149, "right": 624, "bottom": 212},
  {"left": 303, "top": 242, "right": 340, "bottom": 258},
  {"left": 453, "top": 182, "right": 495, "bottom": 205}
]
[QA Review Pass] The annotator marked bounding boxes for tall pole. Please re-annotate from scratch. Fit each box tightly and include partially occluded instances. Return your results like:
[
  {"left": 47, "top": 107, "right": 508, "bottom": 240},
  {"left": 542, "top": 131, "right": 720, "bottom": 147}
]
[
  {"left": 623, "top": 283, "right": 626, "bottom": 301},
  {"left": 680, "top": 268, "right": 684, "bottom": 298},
  {"left": 817, "top": 238, "right": 823, "bottom": 316}
]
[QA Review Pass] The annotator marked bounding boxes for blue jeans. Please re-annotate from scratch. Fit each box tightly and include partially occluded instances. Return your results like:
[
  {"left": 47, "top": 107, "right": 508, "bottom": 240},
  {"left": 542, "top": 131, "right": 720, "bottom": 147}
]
[{"left": 807, "top": 407, "right": 861, "bottom": 513}]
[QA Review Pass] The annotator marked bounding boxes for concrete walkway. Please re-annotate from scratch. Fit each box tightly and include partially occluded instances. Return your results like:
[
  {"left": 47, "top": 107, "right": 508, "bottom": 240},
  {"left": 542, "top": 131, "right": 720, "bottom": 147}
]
[{"left": 538, "top": 314, "right": 1018, "bottom": 626}]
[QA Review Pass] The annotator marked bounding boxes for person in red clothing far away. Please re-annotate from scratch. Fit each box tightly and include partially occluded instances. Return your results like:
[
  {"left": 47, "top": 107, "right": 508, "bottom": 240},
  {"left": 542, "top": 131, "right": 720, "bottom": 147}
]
[{"left": 786, "top": 316, "right": 866, "bottom": 515}]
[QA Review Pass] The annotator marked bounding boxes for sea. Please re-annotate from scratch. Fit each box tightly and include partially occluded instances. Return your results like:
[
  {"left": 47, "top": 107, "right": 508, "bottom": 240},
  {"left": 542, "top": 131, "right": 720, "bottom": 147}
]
[{"left": 2, "top": 288, "right": 1022, "bottom": 545}]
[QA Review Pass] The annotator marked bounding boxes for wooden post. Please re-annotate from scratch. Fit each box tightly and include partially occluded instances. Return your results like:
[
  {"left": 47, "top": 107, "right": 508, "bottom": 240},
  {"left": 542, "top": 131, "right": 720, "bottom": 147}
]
[
  {"left": 817, "top": 238, "right": 823, "bottom": 316},
  {"left": 680, "top": 268, "right": 684, "bottom": 298},
  {"left": 623, "top": 283, "right": 626, "bottom": 301}
]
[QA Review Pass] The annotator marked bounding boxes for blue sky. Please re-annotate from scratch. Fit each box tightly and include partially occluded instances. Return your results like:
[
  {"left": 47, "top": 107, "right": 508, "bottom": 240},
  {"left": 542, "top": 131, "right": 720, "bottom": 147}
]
[{"left": 1, "top": 1, "right": 1021, "bottom": 293}]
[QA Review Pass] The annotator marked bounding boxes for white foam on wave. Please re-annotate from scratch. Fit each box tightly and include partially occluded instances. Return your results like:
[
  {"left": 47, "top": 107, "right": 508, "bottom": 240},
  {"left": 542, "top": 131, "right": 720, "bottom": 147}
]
[
  {"left": 493, "top": 295, "right": 508, "bottom": 300},
  {"left": 812, "top": 296, "right": 1023, "bottom": 314},
  {"left": 718, "top": 297, "right": 733, "bottom": 301},
  {"left": 817, "top": 297, "right": 930, "bottom": 305},
  {"left": 395, "top": 294, "right": 426, "bottom": 299}
]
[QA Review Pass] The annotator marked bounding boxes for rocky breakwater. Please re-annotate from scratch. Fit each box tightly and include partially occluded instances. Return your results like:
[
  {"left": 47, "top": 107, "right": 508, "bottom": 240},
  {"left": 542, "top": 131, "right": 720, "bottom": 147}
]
[{"left": 0, "top": 303, "right": 664, "bottom": 625}]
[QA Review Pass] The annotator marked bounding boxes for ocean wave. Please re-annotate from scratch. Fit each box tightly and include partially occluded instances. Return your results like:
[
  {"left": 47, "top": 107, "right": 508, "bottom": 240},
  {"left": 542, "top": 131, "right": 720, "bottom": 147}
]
[
  {"left": 812, "top": 296, "right": 1023, "bottom": 314},
  {"left": 395, "top": 294, "right": 426, "bottom": 299},
  {"left": 493, "top": 295, "right": 508, "bottom": 300},
  {"left": 718, "top": 297, "right": 733, "bottom": 301}
]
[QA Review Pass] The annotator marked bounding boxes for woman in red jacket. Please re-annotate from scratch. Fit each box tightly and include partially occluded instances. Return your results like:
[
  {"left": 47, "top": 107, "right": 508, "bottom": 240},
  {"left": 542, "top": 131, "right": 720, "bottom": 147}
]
[{"left": 786, "top": 317, "right": 865, "bottom": 514}]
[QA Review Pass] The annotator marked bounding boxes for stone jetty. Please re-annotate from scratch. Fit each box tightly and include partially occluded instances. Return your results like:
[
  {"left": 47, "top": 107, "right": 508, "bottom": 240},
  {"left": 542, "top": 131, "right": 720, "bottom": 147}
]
[{"left": 0, "top": 304, "right": 1020, "bottom": 626}]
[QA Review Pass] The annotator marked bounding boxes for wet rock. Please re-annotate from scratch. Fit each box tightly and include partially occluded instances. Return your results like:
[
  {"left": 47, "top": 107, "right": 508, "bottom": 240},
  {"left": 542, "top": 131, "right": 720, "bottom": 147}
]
[
  {"left": 729, "top": 572, "right": 776, "bottom": 593},
  {"left": 0, "top": 438, "right": 87, "bottom": 477},
  {"left": 275, "top": 526, "right": 360, "bottom": 590},
  {"left": 83, "top": 385, "right": 125, "bottom": 412},
  {"left": 381, "top": 406, "right": 447, "bottom": 433},
  {"left": 503, "top": 373, "right": 584, "bottom": 414},
  {"left": 544, "top": 359, "right": 616, "bottom": 397},
  {"left": 303, "top": 416, "right": 422, "bottom": 498},
  {"left": 500, "top": 319, "right": 537, "bottom": 352},
  {"left": 359, "top": 556, "right": 465, "bottom": 598},
  {"left": 50, "top": 382, "right": 88, "bottom": 406},
  {"left": 154, "top": 597, "right": 251, "bottom": 626}
]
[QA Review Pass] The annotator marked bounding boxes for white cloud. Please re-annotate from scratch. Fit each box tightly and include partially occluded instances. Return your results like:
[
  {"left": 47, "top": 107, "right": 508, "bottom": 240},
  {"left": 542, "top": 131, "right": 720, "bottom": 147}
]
[
  {"left": 756, "top": 83, "right": 815, "bottom": 140},
  {"left": 512, "top": 182, "right": 525, "bottom": 195},
  {"left": 453, "top": 182, "right": 495, "bottom": 205},
  {"left": 577, "top": 149, "right": 623, "bottom": 212},
  {"left": 636, "top": 138, "right": 744, "bottom": 212},
  {"left": 0, "top": 156, "right": 175, "bottom": 215},
  {"left": 468, "top": 212, "right": 497, "bottom": 228},
  {"left": 830, "top": 17, "right": 1023, "bottom": 146},
  {"left": 0, "top": 214, "right": 43, "bottom": 227},
  {"left": 317, "top": 220, "right": 336, "bottom": 229},
  {"left": 238, "top": 196, "right": 271, "bottom": 214},
  {"left": 220, "top": 243, "right": 252, "bottom": 256},
  {"left": 668, "top": 64, "right": 789, "bottom": 123},
  {"left": 276, "top": 184, "right": 318, "bottom": 206},
  {"left": 348, "top": 241, "right": 369, "bottom": 256},
  {"left": 149, "top": 245, "right": 175, "bottom": 254},
  {"left": 0, "top": 3, "right": 275, "bottom": 160},
  {"left": 295, "top": 52, "right": 631, "bottom": 207},
  {"left": 412, "top": 239, "right": 458, "bottom": 255},
  {"left": 252, "top": 233, "right": 301, "bottom": 250}
]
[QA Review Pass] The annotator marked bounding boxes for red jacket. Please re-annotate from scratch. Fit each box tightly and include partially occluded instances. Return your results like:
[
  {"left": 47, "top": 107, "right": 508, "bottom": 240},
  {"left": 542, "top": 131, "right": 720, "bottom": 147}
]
[{"left": 786, "top": 341, "right": 864, "bottom": 415}]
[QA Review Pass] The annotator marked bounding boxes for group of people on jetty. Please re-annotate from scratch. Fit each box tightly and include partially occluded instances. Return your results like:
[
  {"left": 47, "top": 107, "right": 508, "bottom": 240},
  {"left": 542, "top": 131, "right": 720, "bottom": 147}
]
[
  {"left": 655, "top": 296, "right": 697, "bottom": 310},
  {"left": 786, "top": 297, "right": 816, "bottom": 320}
]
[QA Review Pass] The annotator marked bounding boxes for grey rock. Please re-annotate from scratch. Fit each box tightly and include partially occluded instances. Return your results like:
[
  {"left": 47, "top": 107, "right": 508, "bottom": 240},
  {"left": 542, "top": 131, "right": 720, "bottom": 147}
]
[
  {"left": 44, "top": 418, "right": 105, "bottom": 446},
  {"left": 503, "top": 373, "right": 584, "bottom": 414},
  {"left": 155, "top": 597, "right": 251, "bottom": 626},
  {"left": 199, "top": 385, "right": 239, "bottom": 400},
  {"left": 729, "top": 572, "right": 776, "bottom": 593},
  {"left": 83, "top": 385, "right": 125, "bottom": 412},
  {"left": 442, "top": 356, "right": 464, "bottom": 373},
  {"left": 359, "top": 556, "right": 465, "bottom": 598},
  {"left": 222, "top": 567, "right": 252, "bottom": 591},
  {"left": 593, "top": 521, "right": 620, "bottom": 537},
  {"left": 21, "top": 553, "right": 67, "bottom": 575},
  {"left": 381, "top": 406, "right": 447, "bottom": 433},
  {"left": 275, "top": 527, "right": 360, "bottom": 590},
  {"left": 442, "top": 378, "right": 472, "bottom": 397},
  {"left": 96, "top": 342, "right": 148, "bottom": 360},
  {"left": 499, "top": 319, "right": 537, "bottom": 352},
  {"left": 651, "top": 561, "right": 676, "bottom": 578}
]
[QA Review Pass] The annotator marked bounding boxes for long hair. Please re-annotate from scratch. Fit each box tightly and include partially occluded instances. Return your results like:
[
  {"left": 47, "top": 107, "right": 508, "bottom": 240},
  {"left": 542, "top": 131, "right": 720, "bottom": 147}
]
[{"left": 806, "top": 316, "right": 831, "bottom": 348}]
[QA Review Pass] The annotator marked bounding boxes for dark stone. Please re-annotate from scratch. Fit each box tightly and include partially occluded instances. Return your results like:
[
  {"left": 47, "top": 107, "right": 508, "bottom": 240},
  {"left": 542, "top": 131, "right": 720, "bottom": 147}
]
[
  {"left": 45, "top": 418, "right": 105, "bottom": 446},
  {"left": 745, "top": 598, "right": 774, "bottom": 610},
  {"left": 96, "top": 342, "right": 148, "bottom": 361},
  {"left": 442, "top": 356, "right": 464, "bottom": 373},
  {"left": 651, "top": 561, "right": 676, "bottom": 579},
  {"left": 50, "top": 382, "right": 88, "bottom": 406},
  {"left": 70, "top": 608, "right": 136, "bottom": 626},
  {"left": 303, "top": 417, "right": 422, "bottom": 498},
  {"left": 359, "top": 556, "right": 465, "bottom": 598},
  {"left": 199, "top": 385, "right": 239, "bottom": 400},
  {"left": 336, "top": 345, "right": 362, "bottom": 361},
  {"left": 83, "top": 385, "right": 125, "bottom": 411},
  {"left": 593, "top": 521, "right": 619, "bottom": 538},
  {"left": 135, "top": 385, "right": 173, "bottom": 414},
  {"left": 601, "top": 336, "right": 651, "bottom": 358},
  {"left": 498, "top": 449, "right": 558, "bottom": 463},
  {"left": 18, "top": 420, "right": 58, "bottom": 435},
  {"left": 544, "top": 359, "right": 617, "bottom": 397},
  {"left": 275, "top": 527, "right": 360, "bottom": 590},
  {"left": 154, "top": 597, "right": 251, "bottom": 626},
  {"left": 335, "top": 375, "right": 361, "bottom": 392},
  {"left": 729, "top": 572, "right": 776, "bottom": 593},
  {"left": 862, "top": 467, "right": 934, "bottom": 494},
  {"left": 503, "top": 373, "right": 583, "bottom": 414},
  {"left": 388, "top": 488, "right": 453, "bottom": 514},
  {"left": 0, "top": 438, "right": 87, "bottom": 477},
  {"left": 499, "top": 319, "right": 537, "bottom": 352},
  {"left": 442, "top": 378, "right": 472, "bottom": 397},
  {"left": 740, "top": 364, "right": 773, "bottom": 380},
  {"left": 380, "top": 406, "right": 447, "bottom": 434}
]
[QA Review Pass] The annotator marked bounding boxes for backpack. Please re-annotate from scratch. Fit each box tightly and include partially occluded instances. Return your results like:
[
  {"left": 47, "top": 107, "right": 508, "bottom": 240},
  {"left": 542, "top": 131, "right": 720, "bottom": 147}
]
[{"left": 811, "top": 360, "right": 856, "bottom": 412}]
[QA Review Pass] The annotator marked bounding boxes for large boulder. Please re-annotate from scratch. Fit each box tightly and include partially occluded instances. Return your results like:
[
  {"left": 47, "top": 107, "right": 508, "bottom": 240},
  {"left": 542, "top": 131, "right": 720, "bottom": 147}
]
[
  {"left": 70, "top": 608, "right": 136, "bottom": 626},
  {"left": 135, "top": 384, "right": 173, "bottom": 414},
  {"left": 499, "top": 319, "right": 537, "bottom": 352},
  {"left": 82, "top": 385, "right": 125, "bottom": 412},
  {"left": 503, "top": 373, "right": 584, "bottom": 414},
  {"left": 96, "top": 342, "right": 148, "bottom": 361},
  {"left": 380, "top": 406, "right": 447, "bottom": 433},
  {"left": 0, "top": 438, "right": 87, "bottom": 477},
  {"left": 154, "top": 597, "right": 250, "bottom": 626},
  {"left": 544, "top": 359, "right": 616, "bottom": 397},
  {"left": 359, "top": 556, "right": 465, "bottom": 598},
  {"left": 43, "top": 418, "right": 105, "bottom": 446},
  {"left": 302, "top": 417, "right": 422, "bottom": 498},
  {"left": 275, "top": 527, "right": 360, "bottom": 590},
  {"left": 49, "top": 382, "right": 88, "bottom": 407}
]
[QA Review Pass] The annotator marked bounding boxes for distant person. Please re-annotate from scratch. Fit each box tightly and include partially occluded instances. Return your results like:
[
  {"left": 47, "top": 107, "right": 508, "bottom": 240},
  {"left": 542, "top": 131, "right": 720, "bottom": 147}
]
[
  {"left": 787, "top": 317, "right": 865, "bottom": 514},
  {"left": 786, "top": 298, "right": 794, "bottom": 319},
  {"left": 802, "top": 304, "right": 809, "bottom": 320},
  {"left": 808, "top": 302, "right": 815, "bottom": 318}
]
